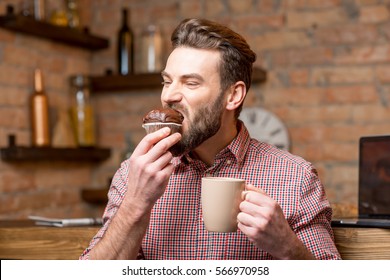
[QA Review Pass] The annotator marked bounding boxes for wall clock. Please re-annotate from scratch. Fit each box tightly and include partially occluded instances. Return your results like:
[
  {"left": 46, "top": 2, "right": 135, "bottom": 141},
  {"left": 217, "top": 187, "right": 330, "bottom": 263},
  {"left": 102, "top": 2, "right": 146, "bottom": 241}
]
[{"left": 239, "top": 107, "right": 290, "bottom": 151}]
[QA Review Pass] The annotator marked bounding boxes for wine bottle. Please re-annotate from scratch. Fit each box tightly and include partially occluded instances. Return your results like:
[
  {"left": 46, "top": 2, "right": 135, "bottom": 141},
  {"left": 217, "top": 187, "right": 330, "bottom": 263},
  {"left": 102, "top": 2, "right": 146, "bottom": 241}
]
[
  {"left": 30, "top": 69, "right": 50, "bottom": 146},
  {"left": 117, "top": 8, "right": 134, "bottom": 75}
]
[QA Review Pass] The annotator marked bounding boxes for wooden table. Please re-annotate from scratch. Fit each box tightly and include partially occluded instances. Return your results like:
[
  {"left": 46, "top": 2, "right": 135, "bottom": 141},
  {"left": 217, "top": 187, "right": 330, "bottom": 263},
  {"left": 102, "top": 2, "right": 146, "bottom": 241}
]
[
  {"left": 332, "top": 225, "right": 390, "bottom": 259},
  {"left": 0, "top": 220, "right": 98, "bottom": 260},
  {"left": 1, "top": 220, "right": 389, "bottom": 260}
]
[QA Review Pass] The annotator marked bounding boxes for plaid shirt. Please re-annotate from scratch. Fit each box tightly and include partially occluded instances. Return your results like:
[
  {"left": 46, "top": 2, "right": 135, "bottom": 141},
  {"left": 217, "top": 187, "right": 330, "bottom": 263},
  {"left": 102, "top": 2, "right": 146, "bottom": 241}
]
[{"left": 81, "top": 122, "right": 340, "bottom": 260}]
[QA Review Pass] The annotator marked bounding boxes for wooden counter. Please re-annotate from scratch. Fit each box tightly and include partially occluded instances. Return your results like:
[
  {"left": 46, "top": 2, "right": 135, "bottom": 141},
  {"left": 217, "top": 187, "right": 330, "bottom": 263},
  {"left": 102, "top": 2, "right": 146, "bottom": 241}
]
[
  {"left": 1, "top": 220, "right": 389, "bottom": 260},
  {"left": 0, "top": 220, "right": 98, "bottom": 260},
  {"left": 332, "top": 226, "right": 390, "bottom": 260}
]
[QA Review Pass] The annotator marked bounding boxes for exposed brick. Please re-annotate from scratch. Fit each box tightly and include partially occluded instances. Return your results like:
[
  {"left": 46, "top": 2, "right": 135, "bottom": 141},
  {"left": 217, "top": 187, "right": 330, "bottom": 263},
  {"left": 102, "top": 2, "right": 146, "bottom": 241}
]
[
  {"left": 228, "top": 0, "right": 252, "bottom": 14},
  {"left": 359, "top": 5, "right": 390, "bottom": 23},
  {"left": 233, "top": 15, "right": 285, "bottom": 34},
  {"left": 253, "top": 31, "right": 311, "bottom": 51},
  {"left": 381, "top": 22, "right": 390, "bottom": 40},
  {"left": 289, "top": 69, "right": 310, "bottom": 86},
  {"left": 376, "top": 65, "right": 390, "bottom": 83},
  {"left": 270, "top": 47, "right": 333, "bottom": 67},
  {"left": 3, "top": 44, "right": 41, "bottom": 68},
  {"left": 324, "top": 85, "right": 378, "bottom": 104},
  {"left": 35, "top": 167, "right": 91, "bottom": 189},
  {"left": 263, "top": 87, "right": 325, "bottom": 107},
  {"left": 0, "top": 107, "right": 28, "bottom": 129},
  {"left": 150, "top": 3, "right": 178, "bottom": 20},
  {"left": 205, "top": 0, "right": 226, "bottom": 18},
  {"left": 311, "top": 66, "right": 374, "bottom": 85},
  {"left": 314, "top": 24, "right": 378, "bottom": 45},
  {"left": 335, "top": 45, "right": 390, "bottom": 64},
  {"left": 322, "top": 142, "right": 358, "bottom": 161},
  {"left": 352, "top": 104, "right": 390, "bottom": 122},
  {"left": 0, "top": 86, "right": 28, "bottom": 106},
  {"left": 179, "top": 0, "right": 202, "bottom": 18},
  {"left": 286, "top": 0, "right": 341, "bottom": 9},
  {"left": 0, "top": 29, "right": 15, "bottom": 43},
  {"left": 0, "top": 65, "right": 30, "bottom": 87},
  {"left": 355, "top": 0, "right": 380, "bottom": 5},
  {"left": 287, "top": 9, "right": 349, "bottom": 29},
  {"left": 257, "top": 0, "right": 285, "bottom": 14},
  {"left": 0, "top": 196, "right": 17, "bottom": 214},
  {"left": 0, "top": 170, "right": 35, "bottom": 193},
  {"left": 14, "top": 191, "right": 57, "bottom": 212}
]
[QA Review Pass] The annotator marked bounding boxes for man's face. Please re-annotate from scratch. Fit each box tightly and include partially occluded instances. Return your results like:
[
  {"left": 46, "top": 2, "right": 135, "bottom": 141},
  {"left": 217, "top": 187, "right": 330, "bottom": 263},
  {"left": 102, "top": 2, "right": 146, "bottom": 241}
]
[{"left": 161, "top": 47, "right": 226, "bottom": 156}]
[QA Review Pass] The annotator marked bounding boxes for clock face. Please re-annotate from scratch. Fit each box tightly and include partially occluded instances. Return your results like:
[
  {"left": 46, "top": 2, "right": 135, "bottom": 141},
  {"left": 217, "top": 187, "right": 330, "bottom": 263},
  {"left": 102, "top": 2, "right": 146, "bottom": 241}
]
[{"left": 239, "top": 107, "right": 290, "bottom": 151}]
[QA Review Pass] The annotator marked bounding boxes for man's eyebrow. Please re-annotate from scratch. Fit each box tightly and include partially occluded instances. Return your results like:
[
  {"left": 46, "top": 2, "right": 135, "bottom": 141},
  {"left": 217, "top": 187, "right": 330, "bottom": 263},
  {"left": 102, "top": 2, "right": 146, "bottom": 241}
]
[
  {"left": 181, "top": 73, "right": 204, "bottom": 81},
  {"left": 161, "top": 71, "right": 204, "bottom": 81}
]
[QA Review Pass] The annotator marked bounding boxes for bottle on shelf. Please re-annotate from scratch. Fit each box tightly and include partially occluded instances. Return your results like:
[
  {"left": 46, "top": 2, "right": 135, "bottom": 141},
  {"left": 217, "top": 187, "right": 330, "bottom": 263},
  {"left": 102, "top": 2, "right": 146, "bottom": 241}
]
[
  {"left": 117, "top": 8, "right": 134, "bottom": 75},
  {"left": 33, "top": 0, "right": 45, "bottom": 21},
  {"left": 139, "top": 24, "right": 163, "bottom": 73},
  {"left": 49, "top": 1, "right": 68, "bottom": 26},
  {"left": 65, "top": 0, "right": 80, "bottom": 28},
  {"left": 69, "top": 75, "right": 96, "bottom": 147},
  {"left": 30, "top": 68, "right": 51, "bottom": 147}
]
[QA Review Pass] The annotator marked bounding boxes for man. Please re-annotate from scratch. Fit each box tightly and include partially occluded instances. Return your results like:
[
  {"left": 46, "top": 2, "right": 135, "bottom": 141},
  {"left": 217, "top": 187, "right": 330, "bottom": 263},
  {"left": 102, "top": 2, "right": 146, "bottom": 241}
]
[{"left": 81, "top": 18, "right": 341, "bottom": 260}]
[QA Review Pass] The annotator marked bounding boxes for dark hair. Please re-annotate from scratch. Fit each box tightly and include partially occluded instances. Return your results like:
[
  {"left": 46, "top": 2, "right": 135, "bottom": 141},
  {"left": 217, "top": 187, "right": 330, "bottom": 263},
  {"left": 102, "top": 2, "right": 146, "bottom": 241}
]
[{"left": 171, "top": 18, "right": 257, "bottom": 118}]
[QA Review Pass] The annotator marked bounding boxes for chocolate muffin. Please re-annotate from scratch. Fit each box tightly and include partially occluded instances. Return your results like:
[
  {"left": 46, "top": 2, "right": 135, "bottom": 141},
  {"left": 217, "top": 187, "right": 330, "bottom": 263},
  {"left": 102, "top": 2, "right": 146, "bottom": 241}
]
[{"left": 142, "top": 108, "right": 183, "bottom": 134}]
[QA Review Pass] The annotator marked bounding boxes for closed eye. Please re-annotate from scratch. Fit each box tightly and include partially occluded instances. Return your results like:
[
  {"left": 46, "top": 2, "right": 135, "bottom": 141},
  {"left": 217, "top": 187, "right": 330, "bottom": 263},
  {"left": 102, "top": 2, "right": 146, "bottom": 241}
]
[
  {"left": 161, "top": 80, "right": 172, "bottom": 87},
  {"left": 186, "top": 81, "right": 200, "bottom": 89}
]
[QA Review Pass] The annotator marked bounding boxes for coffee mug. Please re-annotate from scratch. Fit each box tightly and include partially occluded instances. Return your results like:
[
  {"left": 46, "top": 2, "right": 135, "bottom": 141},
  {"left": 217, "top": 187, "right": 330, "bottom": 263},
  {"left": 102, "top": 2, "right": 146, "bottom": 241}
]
[{"left": 201, "top": 176, "right": 245, "bottom": 232}]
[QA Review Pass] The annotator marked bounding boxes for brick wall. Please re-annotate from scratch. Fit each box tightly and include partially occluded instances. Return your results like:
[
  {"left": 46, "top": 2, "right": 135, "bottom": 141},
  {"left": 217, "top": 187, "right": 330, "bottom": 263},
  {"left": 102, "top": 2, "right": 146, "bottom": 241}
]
[{"left": 1, "top": 0, "right": 390, "bottom": 219}]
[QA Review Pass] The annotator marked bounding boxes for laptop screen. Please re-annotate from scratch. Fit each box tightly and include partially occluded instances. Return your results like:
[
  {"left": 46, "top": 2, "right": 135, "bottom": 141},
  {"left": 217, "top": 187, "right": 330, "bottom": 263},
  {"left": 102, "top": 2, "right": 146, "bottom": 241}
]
[{"left": 359, "top": 135, "right": 390, "bottom": 218}]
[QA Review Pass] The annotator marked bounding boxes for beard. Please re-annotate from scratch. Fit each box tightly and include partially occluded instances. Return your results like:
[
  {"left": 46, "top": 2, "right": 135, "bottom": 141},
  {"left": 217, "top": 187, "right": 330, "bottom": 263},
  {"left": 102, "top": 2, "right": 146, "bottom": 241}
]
[{"left": 169, "top": 92, "right": 225, "bottom": 157}]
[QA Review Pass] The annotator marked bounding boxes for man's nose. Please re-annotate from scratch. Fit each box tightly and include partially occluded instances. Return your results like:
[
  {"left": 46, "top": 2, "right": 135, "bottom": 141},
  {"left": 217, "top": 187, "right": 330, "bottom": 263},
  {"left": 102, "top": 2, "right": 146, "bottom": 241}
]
[{"left": 161, "top": 82, "right": 182, "bottom": 104}]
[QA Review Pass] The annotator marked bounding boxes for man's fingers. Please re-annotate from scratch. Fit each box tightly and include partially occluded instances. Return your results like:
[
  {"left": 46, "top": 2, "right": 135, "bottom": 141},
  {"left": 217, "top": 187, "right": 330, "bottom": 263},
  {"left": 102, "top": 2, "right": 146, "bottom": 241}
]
[
  {"left": 241, "top": 184, "right": 266, "bottom": 201},
  {"left": 132, "top": 127, "right": 172, "bottom": 157}
]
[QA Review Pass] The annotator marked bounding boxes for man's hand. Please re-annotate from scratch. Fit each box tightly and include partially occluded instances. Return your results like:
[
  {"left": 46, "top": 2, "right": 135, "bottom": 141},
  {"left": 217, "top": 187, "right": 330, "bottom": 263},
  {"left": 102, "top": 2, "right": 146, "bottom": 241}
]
[
  {"left": 88, "top": 127, "right": 181, "bottom": 259},
  {"left": 237, "top": 184, "right": 315, "bottom": 259},
  {"left": 125, "top": 127, "right": 182, "bottom": 212}
]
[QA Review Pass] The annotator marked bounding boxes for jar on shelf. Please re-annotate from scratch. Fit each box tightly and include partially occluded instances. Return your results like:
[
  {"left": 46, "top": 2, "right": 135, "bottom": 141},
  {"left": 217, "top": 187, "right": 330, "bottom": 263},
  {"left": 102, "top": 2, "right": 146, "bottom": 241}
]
[
  {"left": 69, "top": 75, "right": 96, "bottom": 147},
  {"left": 138, "top": 24, "right": 163, "bottom": 73}
]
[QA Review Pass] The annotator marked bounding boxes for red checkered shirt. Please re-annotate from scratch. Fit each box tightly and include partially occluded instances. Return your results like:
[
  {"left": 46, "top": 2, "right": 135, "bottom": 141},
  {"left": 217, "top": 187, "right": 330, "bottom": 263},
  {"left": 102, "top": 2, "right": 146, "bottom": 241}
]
[{"left": 81, "top": 122, "right": 341, "bottom": 260}]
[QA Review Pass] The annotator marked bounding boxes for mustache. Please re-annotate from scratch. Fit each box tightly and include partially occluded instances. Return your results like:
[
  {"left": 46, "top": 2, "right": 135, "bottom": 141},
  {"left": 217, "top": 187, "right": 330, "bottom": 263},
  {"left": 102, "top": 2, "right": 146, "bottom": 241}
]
[{"left": 166, "top": 104, "right": 188, "bottom": 118}]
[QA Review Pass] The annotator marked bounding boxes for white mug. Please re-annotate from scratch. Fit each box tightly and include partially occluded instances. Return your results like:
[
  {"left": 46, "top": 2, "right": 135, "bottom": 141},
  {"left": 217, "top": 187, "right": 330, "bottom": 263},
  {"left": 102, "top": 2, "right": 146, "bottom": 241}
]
[{"left": 201, "top": 177, "right": 245, "bottom": 232}]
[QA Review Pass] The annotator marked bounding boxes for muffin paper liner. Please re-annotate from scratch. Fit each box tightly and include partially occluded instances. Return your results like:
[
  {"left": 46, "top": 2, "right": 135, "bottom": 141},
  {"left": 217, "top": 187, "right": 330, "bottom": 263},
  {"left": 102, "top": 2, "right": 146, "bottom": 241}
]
[{"left": 142, "top": 123, "right": 182, "bottom": 134}]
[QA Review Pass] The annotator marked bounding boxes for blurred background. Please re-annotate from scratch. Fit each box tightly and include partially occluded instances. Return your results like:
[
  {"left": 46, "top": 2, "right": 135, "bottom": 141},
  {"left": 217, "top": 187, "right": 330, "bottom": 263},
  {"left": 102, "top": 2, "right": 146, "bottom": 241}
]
[{"left": 1, "top": 0, "right": 389, "bottom": 220}]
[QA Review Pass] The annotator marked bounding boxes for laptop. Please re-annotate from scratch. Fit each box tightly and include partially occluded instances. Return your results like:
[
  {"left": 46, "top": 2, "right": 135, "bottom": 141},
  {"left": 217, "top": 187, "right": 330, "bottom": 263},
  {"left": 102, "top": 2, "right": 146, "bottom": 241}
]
[{"left": 332, "top": 135, "right": 390, "bottom": 228}]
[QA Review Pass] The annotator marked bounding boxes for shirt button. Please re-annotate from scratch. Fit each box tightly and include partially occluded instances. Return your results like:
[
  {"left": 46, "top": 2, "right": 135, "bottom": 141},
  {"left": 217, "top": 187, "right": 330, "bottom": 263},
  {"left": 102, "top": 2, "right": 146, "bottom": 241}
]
[{"left": 226, "top": 160, "right": 232, "bottom": 164}]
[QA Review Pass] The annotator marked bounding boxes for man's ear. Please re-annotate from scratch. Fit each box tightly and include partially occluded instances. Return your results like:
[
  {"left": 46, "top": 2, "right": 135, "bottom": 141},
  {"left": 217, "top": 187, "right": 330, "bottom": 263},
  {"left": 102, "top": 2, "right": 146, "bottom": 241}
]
[{"left": 226, "top": 81, "right": 246, "bottom": 111}]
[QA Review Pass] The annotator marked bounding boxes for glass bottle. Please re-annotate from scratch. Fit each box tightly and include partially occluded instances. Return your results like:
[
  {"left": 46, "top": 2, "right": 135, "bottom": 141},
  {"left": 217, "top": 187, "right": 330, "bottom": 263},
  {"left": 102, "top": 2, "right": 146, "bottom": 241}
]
[
  {"left": 65, "top": 0, "right": 80, "bottom": 28},
  {"left": 30, "top": 68, "right": 50, "bottom": 147},
  {"left": 34, "top": 0, "right": 45, "bottom": 21},
  {"left": 49, "top": 1, "right": 68, "bottom": 26},
  {"left": 117, "top": 8, "right": 134, "bottom": 75},
  {"left": 69, "top": 75, "right": 96, "bottom": 147},
  {"left": 139, "top": 24, "right": 163, "bottom": 73}
]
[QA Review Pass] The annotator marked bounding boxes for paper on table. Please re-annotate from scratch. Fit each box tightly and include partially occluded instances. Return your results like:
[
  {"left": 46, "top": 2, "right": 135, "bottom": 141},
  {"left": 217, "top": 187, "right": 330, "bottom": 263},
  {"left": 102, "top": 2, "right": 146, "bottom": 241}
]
[{"left": 28, "top": 215, "right": 102, "bottom": 227}]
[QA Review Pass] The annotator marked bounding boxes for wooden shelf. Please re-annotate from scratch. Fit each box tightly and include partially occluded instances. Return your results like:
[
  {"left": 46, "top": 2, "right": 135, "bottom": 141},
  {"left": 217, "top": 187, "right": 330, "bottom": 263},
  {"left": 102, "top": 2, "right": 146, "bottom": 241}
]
[
  {"left": 90, "top": 72, "right": 163, "bottom": 92},
  {"left": 0, "top": 146, "right": 111, "bottom": 162},
  {"left": 0, "top": 12, "right": 109, "bottom": 50},
  {"left": 90, "top": 67, "right": 267, "bottom": 93}
]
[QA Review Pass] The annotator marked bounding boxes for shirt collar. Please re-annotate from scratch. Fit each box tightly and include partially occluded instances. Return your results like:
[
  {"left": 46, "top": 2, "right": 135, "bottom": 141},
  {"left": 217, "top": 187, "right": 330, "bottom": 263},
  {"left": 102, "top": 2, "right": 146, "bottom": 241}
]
[{"left": 173, "top": 120, "right": 251, "bottom": 166}]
